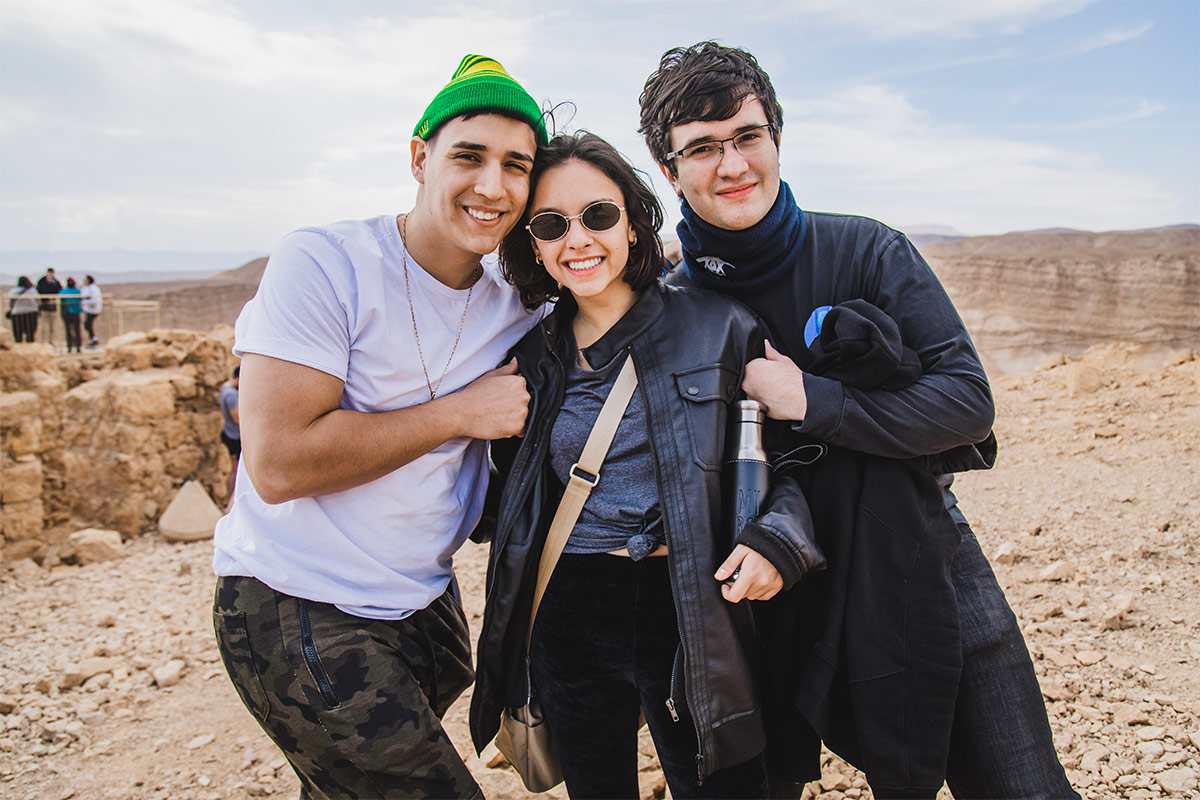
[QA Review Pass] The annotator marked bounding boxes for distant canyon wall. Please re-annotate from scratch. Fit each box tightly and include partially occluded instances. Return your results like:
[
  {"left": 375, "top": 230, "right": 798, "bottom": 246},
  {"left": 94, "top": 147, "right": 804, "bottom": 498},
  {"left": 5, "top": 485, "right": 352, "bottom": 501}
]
[
  {"left": 921, "top": 228, "right": 1200, "bottom": 374},
  {"left": 99, "top": 234, "right": 1200, "bottom": 379}
]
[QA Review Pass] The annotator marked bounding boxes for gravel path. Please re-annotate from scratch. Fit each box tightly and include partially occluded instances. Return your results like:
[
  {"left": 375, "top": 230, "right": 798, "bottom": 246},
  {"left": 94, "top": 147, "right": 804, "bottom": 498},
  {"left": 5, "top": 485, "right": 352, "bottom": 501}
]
[{"left": 2, "top": 354, "right": 1197, "bottom": 799}]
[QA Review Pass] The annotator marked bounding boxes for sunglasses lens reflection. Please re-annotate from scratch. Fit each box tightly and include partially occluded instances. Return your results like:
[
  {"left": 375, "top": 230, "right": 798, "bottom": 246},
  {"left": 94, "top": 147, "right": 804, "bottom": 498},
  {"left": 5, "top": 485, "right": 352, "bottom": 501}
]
[
  {"left": 582, "top": 202, "right": 622, "bottom": 232},
  {"left": 528, "top": 214, "right": 568, "bottom": 241},
  {"left": 528, "top": 202, "right": 623, "bottom": 241}
]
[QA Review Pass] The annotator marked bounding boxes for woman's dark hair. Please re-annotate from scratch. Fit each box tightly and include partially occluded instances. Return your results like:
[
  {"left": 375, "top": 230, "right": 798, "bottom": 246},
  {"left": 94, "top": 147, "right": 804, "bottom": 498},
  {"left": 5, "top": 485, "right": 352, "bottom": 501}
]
[
  {"left": 66, "top": 277, "right": 76, "bottom": 287},
  {"left": 17, "top": 276, "right": 32, "bottom": 289},
  {"left": 84, "top": 275, "right": 94, "bottom": 285},
  {"left": 638, "top": 41, "right": 783, "bottom": 177},
  {"left": 499, "top": 132, "right": 665, "bottom": 308}
]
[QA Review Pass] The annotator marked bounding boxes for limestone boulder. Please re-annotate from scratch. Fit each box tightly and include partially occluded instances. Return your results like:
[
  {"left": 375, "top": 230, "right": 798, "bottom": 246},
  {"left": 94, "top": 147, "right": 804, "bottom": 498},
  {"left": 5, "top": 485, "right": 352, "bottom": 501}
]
[
  {"left": 192, "top": 411, "right": 224, "bottom": 442},
  {"left": 158, "top": 481, "right": 223, "bottom": 542},
  {"left": 1081, "top": 342, "right": 1137, "bottom": 370},
  {"left": 165, "top": 445, "right": 203, "bottom": 479},
  {"left": 1037, "top": 352, "right": 1067, "bottom": 370},
  {"left": 1, "top": 459, "right": 43, "bottom": 504},
  {"left": 4, "top": 417, "right": 42, "bottom": 457},
  {"left": 3, "top": 539, "right": 45, "bottom": 562},
  {"left": 1, "top": 498, "right": 44, "bottom": 542},
  {"left": 112, "top": 372, "right": 176, "bottom": 419},
  {"left": 0, "top": 343, "right": 55, "bottom": 391},
  {"left": 0, "top": 391, "right": 39, "bottom": 426},
  {"left": 159, "top": 417, "right": 193, "bottom": 449},
  {"left": 1165, "top": 348, "right": 1196, "bottom": 367},
  {"left": 106, "top": 492, "right": 153, "bottom": 538},
  {"left": 152, "top": 658, "right": 187, "bottom": 688},
  {"left": 1067, "top": 363, "right": 1104, "bottom": 396},
  {"left": 68, "top": 528, "right": 125, "bottom": 564},
  {"left": 105, "top": 338, "right": 159, "bottom": 371},
  {"left": 63, "top": 378, "right": 112, "bottom": 419},
  {"left": 184, "top": 337, "right": 236, "bottom": 388},
  {"left": 60, "top": 450, "right": 94, "bottom": 487},
  {"left": 168, "top": 371, "right": 198, "bottom": 399}
]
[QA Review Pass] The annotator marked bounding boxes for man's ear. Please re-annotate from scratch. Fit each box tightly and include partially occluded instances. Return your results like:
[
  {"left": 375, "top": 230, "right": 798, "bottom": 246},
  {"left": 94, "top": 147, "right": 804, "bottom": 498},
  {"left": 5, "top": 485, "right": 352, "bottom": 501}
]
[
  {"left": 657, "top": 161, "right": 682, "bottom": 198},
  {"left": 411, "top": 136, "right": 429, "bottom": 185}
]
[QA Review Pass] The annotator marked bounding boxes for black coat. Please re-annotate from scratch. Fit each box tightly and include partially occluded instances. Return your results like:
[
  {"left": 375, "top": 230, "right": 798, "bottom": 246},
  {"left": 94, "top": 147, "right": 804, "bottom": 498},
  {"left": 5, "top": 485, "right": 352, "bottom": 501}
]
[
  {"left": 669, "top": 211, "right": 998, "bottom": 794},
  {"left": 757, "top": 301, "right": 982, "bottom": 796},
  {"left": 469, "top": 283, "right": 826, "bottom": 780}
]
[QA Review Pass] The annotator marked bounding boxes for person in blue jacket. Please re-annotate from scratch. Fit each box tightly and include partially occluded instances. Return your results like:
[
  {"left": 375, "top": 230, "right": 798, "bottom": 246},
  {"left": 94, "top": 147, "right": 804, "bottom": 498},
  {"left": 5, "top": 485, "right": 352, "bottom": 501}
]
[{"left": 59, "top": 277, "right": 83, "bottom": 353}]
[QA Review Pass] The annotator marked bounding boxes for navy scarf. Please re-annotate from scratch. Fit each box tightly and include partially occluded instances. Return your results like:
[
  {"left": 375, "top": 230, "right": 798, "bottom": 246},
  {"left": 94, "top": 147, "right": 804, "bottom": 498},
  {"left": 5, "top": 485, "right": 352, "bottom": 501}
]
[{"left": 676, "top": 180, "right": 806, "bottom": 296}]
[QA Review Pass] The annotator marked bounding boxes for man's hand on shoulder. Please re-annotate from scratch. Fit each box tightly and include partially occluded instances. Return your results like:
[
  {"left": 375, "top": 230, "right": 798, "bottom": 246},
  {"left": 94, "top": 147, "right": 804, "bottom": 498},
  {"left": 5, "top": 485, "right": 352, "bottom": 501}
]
[
  {"left": 742, "top": 341, "right": 808, "bottom": 422},
  {"left": 445, "top": 358, "right": 531, "bottom": 440}
]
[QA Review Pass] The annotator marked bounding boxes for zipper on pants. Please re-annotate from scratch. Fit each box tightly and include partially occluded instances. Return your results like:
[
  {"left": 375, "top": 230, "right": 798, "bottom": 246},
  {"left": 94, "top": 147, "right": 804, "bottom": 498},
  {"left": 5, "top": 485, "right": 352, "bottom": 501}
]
[{"left": 296, "top": 599, "right": 340, "bottom": 709}]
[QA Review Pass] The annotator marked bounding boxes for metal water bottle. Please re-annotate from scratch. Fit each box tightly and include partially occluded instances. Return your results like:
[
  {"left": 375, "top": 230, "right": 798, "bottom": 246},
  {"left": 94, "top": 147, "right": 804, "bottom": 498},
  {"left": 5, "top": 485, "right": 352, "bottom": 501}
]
[{"left": 722, "top": 400, "right": 771, "bottom": 546}]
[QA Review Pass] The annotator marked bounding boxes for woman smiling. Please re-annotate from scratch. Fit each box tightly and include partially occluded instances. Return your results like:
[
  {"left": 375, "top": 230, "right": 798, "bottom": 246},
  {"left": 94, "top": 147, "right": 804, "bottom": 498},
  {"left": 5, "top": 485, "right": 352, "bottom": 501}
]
[{"left": 469, "top": 133, "right": 824, "bottom": 799}]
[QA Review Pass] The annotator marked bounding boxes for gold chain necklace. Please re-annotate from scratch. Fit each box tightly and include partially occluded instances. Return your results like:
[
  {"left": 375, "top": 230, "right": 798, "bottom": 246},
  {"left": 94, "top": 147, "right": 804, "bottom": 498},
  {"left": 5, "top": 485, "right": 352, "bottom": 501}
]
[{"left": 399, "top": 213, "right": 480, "bottom": 400}]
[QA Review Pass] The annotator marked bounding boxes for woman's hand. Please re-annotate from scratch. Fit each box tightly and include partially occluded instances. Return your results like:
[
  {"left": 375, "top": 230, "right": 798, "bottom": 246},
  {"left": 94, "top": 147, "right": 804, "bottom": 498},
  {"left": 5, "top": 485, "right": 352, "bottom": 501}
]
[{"left": 715, "top": 544, "right": 783, "bottom": 602}]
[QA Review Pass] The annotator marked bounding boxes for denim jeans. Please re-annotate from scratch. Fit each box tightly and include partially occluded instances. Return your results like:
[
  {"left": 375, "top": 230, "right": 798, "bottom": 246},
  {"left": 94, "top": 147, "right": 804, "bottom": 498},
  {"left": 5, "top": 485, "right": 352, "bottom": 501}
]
[
  {"left": 944, "top": 526, "right": 1078, "bottom": 799},
  {"left": 529, "top": 553, "right": 769, "bottom": 799}
]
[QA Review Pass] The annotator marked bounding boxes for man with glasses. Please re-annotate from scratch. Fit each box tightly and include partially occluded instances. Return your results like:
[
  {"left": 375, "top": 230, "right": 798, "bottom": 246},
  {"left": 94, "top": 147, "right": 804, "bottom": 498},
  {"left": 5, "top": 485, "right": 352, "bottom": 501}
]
[
  {"left": 639, "top": 42, "right": 1076, "bottom": 799},
  {"left": 212, "top": 55, "right": 545, "bottom": 799}
]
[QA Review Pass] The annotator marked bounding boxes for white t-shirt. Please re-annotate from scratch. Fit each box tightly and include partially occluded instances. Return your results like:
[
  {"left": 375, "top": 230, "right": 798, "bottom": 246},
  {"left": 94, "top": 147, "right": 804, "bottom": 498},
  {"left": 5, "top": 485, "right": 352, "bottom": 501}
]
[
  {"left": 213, "top": 214, "right": 544, "bottom": 618},
  {"left": 80, "top": 283, "right": 102, "bottom": 314}
]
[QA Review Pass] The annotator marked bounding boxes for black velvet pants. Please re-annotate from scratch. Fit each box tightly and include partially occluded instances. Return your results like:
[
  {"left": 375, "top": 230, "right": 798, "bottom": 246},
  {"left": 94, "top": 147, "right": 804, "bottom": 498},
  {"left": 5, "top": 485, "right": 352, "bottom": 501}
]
[{"left": 529, "top": 553, "right": 768, "bottom": 799}]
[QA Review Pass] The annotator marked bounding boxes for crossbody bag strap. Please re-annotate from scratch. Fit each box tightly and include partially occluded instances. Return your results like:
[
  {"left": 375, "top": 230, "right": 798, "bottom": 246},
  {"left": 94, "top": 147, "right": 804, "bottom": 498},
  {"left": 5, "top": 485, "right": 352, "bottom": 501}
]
[{"left": 525, "top": 354, "right": 638, "bottom": 647}]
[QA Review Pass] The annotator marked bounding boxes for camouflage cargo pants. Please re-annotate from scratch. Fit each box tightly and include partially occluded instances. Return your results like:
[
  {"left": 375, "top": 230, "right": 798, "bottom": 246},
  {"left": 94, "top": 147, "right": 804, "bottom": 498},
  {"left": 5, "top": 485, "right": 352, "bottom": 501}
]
[{"left": 213, "top": 576, "right": 481, "bottom": 799}]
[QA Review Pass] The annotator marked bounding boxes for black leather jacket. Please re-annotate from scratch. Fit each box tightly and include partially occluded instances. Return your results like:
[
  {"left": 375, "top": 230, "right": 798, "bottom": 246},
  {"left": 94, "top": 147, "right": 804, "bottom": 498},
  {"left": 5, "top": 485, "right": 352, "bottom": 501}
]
[{"left": 469, "top": 282, "right": 825, "bottom": 781}]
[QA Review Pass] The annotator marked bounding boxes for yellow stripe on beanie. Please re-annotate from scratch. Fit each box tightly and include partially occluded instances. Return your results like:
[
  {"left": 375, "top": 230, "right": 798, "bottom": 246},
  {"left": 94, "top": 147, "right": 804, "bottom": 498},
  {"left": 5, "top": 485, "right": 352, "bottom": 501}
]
[{"left": 414, "top": 54, "right": 547, "bottom": 144}]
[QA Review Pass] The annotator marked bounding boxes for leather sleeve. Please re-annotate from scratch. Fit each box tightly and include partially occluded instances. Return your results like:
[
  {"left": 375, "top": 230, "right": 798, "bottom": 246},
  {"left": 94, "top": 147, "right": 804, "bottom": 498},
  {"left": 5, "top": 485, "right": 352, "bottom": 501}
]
[
  {"left": 470, "top": 435, "right": 522, "bottom": 544},
  {"left": 734, "top": 468, "right": 824, "bottom": 590},
  {"left": 733, "top": 319, "right": 826, "bottom": 589}
]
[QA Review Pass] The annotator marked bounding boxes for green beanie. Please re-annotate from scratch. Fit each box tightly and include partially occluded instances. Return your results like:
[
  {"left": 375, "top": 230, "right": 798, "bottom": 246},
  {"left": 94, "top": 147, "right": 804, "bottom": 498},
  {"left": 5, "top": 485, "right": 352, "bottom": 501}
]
[{"left": 414, "top": 54, "right": 547, "bottom": 144}]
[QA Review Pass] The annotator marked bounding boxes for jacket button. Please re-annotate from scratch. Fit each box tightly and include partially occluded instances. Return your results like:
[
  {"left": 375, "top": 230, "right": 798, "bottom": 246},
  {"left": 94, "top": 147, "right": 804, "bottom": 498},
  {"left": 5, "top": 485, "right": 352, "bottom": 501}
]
[{"left": 687, "top": 386, "right": 699, "bottom": 395}]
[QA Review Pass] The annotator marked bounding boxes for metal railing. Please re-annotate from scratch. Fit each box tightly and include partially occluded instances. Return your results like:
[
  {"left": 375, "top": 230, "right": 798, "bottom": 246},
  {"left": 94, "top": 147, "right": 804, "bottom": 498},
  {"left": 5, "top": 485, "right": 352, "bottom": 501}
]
[{"left": 5, "top": 293, "right": 161, "bottom": 354}]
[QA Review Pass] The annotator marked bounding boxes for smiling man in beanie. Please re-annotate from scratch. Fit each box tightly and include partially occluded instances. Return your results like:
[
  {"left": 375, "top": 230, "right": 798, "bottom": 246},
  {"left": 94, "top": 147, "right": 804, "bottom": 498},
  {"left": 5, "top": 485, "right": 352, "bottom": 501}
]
[{"left": 212, "top": 55, "right": 546, "bottom": 799}]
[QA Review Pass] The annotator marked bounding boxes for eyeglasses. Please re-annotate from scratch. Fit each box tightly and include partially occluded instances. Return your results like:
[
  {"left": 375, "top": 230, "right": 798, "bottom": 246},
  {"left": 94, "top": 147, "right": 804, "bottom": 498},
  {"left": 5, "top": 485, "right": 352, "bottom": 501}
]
[
  {"left": 526, "top": 201, "right": 626, "bottom": 242},
  {"left": 665, "top": 123, "right": 777, "bottom": 166}
]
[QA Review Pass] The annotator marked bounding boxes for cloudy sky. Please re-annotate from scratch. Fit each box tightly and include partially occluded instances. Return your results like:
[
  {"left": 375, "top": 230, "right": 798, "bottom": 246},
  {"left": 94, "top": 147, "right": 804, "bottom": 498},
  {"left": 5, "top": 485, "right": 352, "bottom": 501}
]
[{"left": 1, "top": 0, "right": 1197, "bottom": 259}]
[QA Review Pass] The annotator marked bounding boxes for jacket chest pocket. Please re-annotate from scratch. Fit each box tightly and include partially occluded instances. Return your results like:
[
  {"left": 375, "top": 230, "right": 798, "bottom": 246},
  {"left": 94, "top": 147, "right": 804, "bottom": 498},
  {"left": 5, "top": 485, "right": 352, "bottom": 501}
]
[{"left": 675, "top": 364, "right": 739, "bottom": 472}]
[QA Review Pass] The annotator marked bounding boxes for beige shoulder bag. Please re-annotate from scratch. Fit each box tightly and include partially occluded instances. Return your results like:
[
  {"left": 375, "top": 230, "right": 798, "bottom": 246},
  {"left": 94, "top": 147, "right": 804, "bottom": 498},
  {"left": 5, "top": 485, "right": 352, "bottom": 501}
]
[{"left": 495, "top": 355, "right": 638, "bottom": 792}]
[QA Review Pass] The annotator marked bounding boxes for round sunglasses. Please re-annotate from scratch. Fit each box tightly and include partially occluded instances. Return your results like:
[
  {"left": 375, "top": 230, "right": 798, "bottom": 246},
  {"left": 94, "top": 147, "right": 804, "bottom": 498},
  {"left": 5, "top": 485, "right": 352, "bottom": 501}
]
[{"left": 526, "top": 201, "right": 626, "bottom": 242}]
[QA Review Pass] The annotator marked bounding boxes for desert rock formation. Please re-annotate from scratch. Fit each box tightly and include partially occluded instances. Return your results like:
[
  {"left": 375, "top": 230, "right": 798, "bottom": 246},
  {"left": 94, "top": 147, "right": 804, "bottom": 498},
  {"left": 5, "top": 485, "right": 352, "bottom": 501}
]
[
  {"left": 1, "top": 326, "right": 237, "bottom": 562},
  {"left": 101, "top": 225, "right": 1200, "bottom": 376},
  {"left": 921, "top": 226, "right": 1200, "bottom": 374}
]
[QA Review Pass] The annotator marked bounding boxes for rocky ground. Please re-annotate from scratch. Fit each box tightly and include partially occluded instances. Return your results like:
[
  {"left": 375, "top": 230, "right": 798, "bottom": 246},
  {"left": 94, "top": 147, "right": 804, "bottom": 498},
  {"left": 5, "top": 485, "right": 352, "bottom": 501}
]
[{"left": 1, "top": 346, "right": 1197, "bottom": 800}]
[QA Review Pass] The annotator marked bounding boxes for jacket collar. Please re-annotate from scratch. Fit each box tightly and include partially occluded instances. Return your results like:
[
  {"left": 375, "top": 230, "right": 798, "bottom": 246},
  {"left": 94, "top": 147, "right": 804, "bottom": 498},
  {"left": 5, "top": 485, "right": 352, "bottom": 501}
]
[{"left": 551, "top": 283, "right": 665, "bottom": 370}]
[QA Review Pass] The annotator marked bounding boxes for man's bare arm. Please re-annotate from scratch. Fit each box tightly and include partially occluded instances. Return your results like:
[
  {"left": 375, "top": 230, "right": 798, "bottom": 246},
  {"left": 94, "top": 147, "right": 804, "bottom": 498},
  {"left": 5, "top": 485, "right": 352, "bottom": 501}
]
[{"left": 239, "top": 353, "right": 530, "bottom": 504}]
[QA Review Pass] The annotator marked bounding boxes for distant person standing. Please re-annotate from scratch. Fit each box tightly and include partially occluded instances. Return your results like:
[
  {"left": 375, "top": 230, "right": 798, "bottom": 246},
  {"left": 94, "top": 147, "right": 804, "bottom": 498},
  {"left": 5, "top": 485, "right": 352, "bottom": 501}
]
[
  {"left": 81, "top": 275, "right": 103, "bottom": 346},
  {"left": 36, "top": 268, "right": 62, "bottom": 344},
  {"left": 219, "top": 366, "right": 241, "bottom": 505},
  {"left": 7, "top": 276, "right": 39, "bottom": 342},
  {"left": 59, "top": 278, "right": 83, "bottom": 353}
]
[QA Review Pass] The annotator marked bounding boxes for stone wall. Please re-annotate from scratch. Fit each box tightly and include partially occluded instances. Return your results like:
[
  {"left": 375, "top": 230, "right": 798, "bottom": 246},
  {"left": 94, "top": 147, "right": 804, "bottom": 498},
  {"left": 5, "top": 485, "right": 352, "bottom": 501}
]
[{"left": 0, "top": 326, "right": 237, "bottom": 562}]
